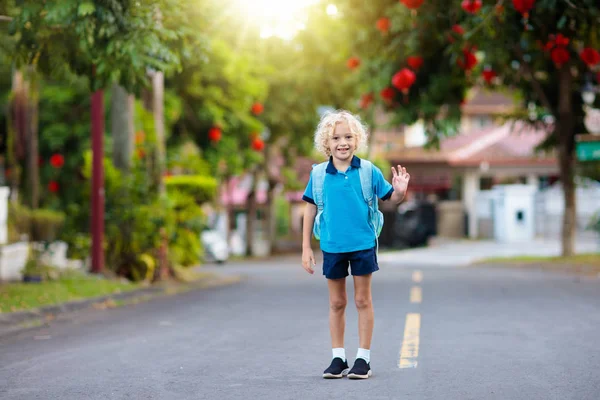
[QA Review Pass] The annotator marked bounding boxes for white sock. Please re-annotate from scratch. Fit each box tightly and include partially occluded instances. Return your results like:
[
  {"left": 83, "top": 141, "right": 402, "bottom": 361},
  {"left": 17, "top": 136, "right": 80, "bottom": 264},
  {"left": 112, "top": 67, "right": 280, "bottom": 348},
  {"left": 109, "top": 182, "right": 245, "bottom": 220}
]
[
  {"left": 332, "top": 348, "right": 346, "bottom": 361},
  {"left": 356, "top": 348, "right": 370, "bottom": 363}
]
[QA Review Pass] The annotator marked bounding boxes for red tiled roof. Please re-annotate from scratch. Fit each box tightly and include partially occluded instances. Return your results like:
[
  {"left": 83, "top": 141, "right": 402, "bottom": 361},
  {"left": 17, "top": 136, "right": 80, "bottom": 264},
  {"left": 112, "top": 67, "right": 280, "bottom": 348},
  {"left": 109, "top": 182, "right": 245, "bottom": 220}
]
[
  {"left": 386, "top": 121, "right": 555, "bottom": 167},
  {"left": 448, "top": 121, "right": 554, "bottom": 166}
]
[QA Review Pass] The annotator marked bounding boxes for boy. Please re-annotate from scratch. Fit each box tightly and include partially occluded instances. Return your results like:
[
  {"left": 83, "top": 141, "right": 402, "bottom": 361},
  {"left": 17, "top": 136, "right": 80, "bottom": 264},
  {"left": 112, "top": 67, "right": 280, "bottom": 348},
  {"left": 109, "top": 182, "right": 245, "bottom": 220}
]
[{"left": 301, "top": 110, "right": 409, "bottom": 379}]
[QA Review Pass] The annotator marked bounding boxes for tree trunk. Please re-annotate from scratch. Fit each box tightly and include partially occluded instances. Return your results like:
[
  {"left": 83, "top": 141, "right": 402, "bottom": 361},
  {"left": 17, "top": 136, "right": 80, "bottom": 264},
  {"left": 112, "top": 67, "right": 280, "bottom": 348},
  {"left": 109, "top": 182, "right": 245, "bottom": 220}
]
[
  {"left": 110, "top": 84, "right": 134, "bottom": 172},
  {"left": 265, "top": 180, "right": 278, "bottom": 255},
  {"left": 91, "top": 89, "right": 105, "bottom": 274},
  {"left": 9, "top": 69, "right": 26, "bottom": 202},
  {"left": 142, "top": 70, "right": 169, "bottom": 279},
  {"left": 557, "top": 66, "right": 576, "bottom": 257},
  {"left": 245, "top": 169, "right": 259, "bottom": 257},
  {"left": 26, "top": 67, "right": 39, "bottom": 209},
  {"left": 11, "top": 69, "right": 40, "bottom": 207},
  {"left": 151, "top": 71, "right": 166, "bottom": 194}
]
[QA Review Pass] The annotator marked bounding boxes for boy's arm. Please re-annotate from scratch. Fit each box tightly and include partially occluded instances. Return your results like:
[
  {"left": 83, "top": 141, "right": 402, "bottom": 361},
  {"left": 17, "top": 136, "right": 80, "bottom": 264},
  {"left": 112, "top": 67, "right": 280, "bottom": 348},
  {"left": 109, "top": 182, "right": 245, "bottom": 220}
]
[
  {"left": 390, "top": 188, "right": 406, "bottom": 204},
  {"left": 389, "top": 164, "right": 410, "bottom": 204},
  {"left": 302, "top": 202, "right": 317, "bottom": 250},
  {"left": 301, "top": 203, "right": 317, "bottom": 274}
]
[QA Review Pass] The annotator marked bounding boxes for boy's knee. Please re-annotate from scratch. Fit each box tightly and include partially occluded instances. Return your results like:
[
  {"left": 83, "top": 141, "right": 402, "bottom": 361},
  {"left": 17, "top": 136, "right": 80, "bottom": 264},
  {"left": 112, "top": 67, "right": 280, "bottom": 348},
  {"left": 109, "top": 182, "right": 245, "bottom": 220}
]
[
  {"left": 330, "top": 299, "right": 347, "bottom": 312},
  {"left": 354, "top": 296, "right": 372, "bottom": 310}
]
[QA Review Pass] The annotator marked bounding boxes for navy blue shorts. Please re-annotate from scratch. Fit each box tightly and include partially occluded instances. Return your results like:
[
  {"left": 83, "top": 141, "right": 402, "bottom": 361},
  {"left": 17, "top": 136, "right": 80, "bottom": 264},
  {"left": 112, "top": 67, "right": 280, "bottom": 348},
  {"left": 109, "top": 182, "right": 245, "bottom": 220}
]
[{"left": 322, "top": 247, "right": 379, "bottom": 280}]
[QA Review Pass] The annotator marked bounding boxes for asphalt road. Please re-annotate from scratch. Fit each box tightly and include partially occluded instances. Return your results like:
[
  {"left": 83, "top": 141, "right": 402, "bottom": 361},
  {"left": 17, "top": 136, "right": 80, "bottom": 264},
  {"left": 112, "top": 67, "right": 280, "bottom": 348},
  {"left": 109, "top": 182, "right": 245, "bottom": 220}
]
[{"left": 1, "top": 254, "right": 599, "bottom": 400}]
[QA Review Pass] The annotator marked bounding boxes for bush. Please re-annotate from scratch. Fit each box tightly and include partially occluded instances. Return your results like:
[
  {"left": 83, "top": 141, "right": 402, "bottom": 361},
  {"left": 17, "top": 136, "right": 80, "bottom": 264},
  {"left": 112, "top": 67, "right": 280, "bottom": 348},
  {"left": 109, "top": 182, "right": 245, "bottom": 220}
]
[
  {"left": 7, "top": 203, "right": 65, "bottom": 243},
  {"left": 30, "top": 209, "right": 65, "bottom": 242},
  {"left": 7, "top": 202, "right": 31, "bottom": 242},
  {"left": 165, "top": 175, "right": 218, "bottom": 204},
  {"left": 164, "top": 191, "right": 205, "bottom": 267},
  {"left": 589, "top": 211, "right": 600, "bottom": 238},
  {"left": 275, "top": 194, "right": 290, "bottom": 236}
]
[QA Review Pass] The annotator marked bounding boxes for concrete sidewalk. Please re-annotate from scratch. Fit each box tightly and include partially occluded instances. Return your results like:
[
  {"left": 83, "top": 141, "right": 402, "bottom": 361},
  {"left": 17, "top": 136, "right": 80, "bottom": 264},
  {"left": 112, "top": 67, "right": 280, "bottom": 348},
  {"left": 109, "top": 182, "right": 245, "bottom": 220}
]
[{"left": 378, "top": 237, "right": 600, "bottom": 267}]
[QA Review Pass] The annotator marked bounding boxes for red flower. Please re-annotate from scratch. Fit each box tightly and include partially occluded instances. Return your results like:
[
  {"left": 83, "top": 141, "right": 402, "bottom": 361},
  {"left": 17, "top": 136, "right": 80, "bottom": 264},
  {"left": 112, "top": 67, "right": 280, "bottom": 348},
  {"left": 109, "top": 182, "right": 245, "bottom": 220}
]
[
  {"left": 376, "top": 17, "right": 390, "bottom": 34},
  {"left": 251, "top": 138, "right": 265, "bottom": 151},
  {"left": 452, "top": 25, "right": 465, "bottom": 35},
  {"left": 359, "top": 93, "right": 374, "bottom": 109},
  {"left": 551, "top": 47, "right": 570, "bottom": 67},
  {"left": 347, "top": 56, "right": 361, "bottom": 70},
  {"left": 48, "top": 181, "right": 59, "bottom": 193},
  {"left": 448, "top": 25, "right": 465, "bottom": 43},
  {"left": 392, "top": 68, "right": 416, "bottom": 93},
  {"left": 512, "top": 0, "right": 535, "bottom": 18},
  {"left": 380, "top": 87, "right": 395, "bottom": 102},
  {"left": 457, "top": 48, "right": 478, "bottom": 71},
  {"left": 554, "top": 33, "right": 569, "bottom": 47},
  {"left": 251, "top": 102, "right": 264, "bottom": 116},
  {"left": 482, "top": 69, "right": 497, "bottom": 84},
  {"left": 208, "top": 127, "right": 222, "bottom": 142},
  {"left": 580, "top": 48, "right": 600, "bottom": 67},
  {"left": 400, "top": 0, "right": 424, "bottom": 9},
  {"left": 49, "top": 154, "right": 65, "bottom": 168},
  {"left": 461, "top": 0, "right": 482, "bottom": 14},
  {"left": 407, "top": 56, "right": 424, "bottom": 70},
  {"left": 137, "top": 148, "right": 146, "bottom": 159}
]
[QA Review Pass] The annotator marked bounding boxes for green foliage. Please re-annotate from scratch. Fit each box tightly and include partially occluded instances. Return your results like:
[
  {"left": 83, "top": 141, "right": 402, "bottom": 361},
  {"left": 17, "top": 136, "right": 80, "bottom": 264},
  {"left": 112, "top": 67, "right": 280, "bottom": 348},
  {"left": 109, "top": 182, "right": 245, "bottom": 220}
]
[
  {"left": 80, "top": 150, "right": 163, "bottom": 280},
  {"left": 274, "top": 194, "right": 290, "bottom": 236},
  {"left": 163, "top": 191, "right": 205, "bottom": 267},
  {"left": 7, "top": 0, "right": 193, "bottom": 91},
  {"left": 165, "top": 175, "right": 218, "bottom": 204},
  {"left": 37, "top": 76, "right": 91, "bottom": 209},
  {"left": 166, "top": 141, "right": 212, "bottom": 175}
]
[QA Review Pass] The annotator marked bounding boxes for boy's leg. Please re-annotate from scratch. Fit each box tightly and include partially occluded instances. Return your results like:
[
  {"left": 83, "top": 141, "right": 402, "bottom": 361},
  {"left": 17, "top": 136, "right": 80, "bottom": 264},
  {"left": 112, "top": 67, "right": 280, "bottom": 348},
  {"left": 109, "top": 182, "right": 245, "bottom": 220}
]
[
  {"left": 327, "top": 277, "right": 347, "bottom": 349},
  {"left": 353, "top": 274, "right": 374, "bottom": 350}
]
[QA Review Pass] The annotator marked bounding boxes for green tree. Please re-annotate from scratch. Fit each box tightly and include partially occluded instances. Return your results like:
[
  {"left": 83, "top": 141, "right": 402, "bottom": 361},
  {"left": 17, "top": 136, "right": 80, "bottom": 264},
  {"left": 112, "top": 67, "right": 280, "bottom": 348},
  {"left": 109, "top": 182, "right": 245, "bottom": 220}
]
[
  {"left": 338, "top": 0, "right": 600, "bottom": 256},
  {"left": 7, "top": 0, "right": 193, "bottom": 273}
]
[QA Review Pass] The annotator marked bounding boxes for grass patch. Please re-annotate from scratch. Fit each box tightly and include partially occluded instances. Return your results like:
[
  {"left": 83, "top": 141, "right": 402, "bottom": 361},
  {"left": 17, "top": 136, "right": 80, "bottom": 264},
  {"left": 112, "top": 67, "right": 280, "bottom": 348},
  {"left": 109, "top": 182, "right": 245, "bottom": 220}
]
[
  {"left": 476, "top": 253, "right": 600, "bottom": 276},
  {"left": 0, "top": 270, "right": 140, "bottom": 313},
  {"left": 478, "top": 253, "right": 600, "bottom": 265}
]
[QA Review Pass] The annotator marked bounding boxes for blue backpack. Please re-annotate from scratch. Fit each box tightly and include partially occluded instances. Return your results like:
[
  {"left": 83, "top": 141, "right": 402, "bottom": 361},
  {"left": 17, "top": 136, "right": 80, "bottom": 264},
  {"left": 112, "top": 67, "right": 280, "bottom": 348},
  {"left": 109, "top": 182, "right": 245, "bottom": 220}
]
[{"left": 311, "top": 159, "right": 384, "bottom": 240}]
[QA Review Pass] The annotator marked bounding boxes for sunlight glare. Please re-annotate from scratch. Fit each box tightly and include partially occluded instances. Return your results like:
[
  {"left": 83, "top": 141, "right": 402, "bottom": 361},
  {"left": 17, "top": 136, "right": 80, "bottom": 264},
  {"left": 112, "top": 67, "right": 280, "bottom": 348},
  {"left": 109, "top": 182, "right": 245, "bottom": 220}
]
[{"left": 232, "top": 0, "right": 321, "bottom": 39}]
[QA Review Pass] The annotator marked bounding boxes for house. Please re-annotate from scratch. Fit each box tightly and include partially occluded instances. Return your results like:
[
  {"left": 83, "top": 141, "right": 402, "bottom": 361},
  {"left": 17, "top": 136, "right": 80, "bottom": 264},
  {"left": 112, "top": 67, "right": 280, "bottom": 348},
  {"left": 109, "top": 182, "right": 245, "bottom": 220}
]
[{"left": 371, "top": 88, "right": 560, "bottom": 239}]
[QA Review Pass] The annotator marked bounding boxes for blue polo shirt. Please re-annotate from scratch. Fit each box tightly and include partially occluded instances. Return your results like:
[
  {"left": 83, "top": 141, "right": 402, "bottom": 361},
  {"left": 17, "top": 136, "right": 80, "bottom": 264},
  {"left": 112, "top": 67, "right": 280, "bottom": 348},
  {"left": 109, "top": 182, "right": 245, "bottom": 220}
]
[{"left": 302, "top": 156, "right": 394, "bottom": 253}]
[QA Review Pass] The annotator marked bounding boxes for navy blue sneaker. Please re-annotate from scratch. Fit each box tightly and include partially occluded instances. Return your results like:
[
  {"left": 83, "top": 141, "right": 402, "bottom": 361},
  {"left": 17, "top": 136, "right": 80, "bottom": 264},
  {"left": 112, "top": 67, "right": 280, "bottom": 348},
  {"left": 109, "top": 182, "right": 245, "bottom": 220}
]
[
  {"left": 323, "top": 357, "right": 349, "bottom": 379},
  {"left": 348, "top": 358, "right": 372, "bottom": 379}
]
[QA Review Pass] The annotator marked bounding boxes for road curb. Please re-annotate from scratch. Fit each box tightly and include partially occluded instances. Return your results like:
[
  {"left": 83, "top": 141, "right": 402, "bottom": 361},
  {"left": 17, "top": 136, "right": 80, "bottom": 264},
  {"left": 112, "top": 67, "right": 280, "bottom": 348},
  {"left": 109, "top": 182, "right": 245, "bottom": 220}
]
[{"left": 0, "top": 272, "right": 244, "bottom": 338}]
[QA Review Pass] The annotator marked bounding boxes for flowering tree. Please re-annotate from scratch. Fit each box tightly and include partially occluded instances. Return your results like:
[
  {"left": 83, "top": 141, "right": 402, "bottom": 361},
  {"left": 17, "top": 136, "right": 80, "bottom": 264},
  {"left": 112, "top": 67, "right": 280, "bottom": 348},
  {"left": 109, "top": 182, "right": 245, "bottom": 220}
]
[{"left": 339, "top": 0, "right": 600, "bottom": 256}]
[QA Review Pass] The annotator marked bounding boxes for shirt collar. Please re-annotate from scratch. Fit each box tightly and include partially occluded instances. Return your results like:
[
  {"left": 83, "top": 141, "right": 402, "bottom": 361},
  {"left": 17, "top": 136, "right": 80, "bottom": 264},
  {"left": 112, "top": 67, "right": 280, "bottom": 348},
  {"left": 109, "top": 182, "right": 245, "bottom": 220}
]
[{"left": 326, "top": 155, "right": 361, "bottom": 174}]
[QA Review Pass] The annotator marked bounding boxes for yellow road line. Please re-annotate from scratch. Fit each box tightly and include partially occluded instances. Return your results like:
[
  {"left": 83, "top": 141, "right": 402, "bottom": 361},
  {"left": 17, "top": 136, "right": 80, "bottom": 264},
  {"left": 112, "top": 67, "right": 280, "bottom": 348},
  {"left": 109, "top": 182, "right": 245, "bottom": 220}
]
[
  {"left": 399, "top": 313, "right": 421, "bottom": 368},
  {"left": 410, "top": 286, "right": 422, "bottom": 303},
  {"left": 412, "top": 270, "right": 423, "bottom": 283}
]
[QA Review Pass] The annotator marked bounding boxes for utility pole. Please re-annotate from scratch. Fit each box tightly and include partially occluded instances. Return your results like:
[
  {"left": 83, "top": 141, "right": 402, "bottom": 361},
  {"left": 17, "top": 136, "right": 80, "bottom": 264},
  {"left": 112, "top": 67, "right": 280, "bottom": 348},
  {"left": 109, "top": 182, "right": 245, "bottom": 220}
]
[{"left": 91, "top": 88, "right": 105, "bottom": 274}]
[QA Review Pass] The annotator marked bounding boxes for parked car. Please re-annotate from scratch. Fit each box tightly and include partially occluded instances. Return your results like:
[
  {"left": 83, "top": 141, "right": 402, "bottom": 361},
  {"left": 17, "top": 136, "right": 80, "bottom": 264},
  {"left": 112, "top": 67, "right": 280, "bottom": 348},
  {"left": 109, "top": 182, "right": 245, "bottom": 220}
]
[{"left": 393, "top": 200, "right": 437, "bottom": 248}]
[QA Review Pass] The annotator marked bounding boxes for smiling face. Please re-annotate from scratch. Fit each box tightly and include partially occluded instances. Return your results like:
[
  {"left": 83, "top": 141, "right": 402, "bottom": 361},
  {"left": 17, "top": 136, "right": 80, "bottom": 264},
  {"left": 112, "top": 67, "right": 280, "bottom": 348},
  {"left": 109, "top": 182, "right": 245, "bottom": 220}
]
[{"left": 327, "top": 121, "right": 357, "bottom": 162}]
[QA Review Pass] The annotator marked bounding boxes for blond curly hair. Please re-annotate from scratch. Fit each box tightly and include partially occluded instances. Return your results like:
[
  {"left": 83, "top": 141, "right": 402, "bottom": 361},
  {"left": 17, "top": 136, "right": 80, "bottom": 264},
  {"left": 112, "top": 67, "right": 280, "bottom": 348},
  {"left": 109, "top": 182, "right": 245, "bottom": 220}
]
[{"left": 313, "top": 110, "right": 369, "bottom": 157}]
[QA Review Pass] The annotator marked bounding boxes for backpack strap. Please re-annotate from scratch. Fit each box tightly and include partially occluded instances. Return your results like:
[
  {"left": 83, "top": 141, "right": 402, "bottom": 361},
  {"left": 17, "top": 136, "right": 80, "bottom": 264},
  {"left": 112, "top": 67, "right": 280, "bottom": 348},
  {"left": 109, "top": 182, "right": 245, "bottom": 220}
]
[
  {"left": 358, "top": 159, "right": 380, "bottom": 255},
  {"left": 358, "top": 159, "right": 374, "bottom": 206},
  {"left": 311, "top": 162, "right": 328, "bottom": 211}
]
